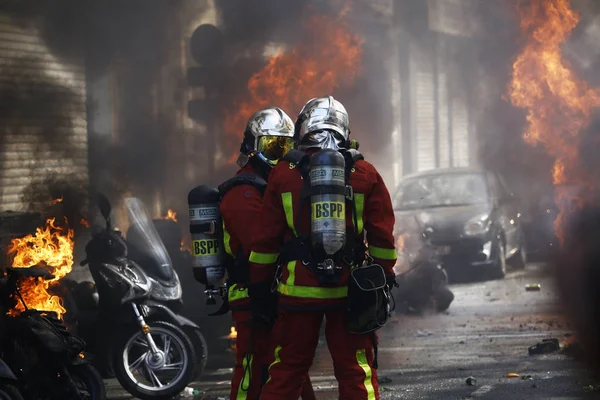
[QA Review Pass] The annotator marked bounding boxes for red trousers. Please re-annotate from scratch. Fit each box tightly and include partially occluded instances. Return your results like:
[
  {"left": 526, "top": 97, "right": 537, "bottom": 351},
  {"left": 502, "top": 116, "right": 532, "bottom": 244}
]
[
  {"left": 261, "top": 309, "right": 379, "bottom": 400},
  {"left": 230, "top": 311, "right": 316, "bottom": 400}
]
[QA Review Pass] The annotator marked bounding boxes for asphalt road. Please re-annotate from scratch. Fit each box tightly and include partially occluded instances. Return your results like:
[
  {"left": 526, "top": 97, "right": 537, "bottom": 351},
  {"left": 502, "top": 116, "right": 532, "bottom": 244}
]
[{"left": 106, "top": 263, "right": 598, "bottom": 399}]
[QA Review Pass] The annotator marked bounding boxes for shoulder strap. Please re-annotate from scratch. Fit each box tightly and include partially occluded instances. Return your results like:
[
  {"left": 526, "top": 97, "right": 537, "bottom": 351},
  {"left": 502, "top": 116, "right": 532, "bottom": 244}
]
[
  {"left": 218, "top": 173, "right": 267, "bottom": 197},
  {"left": 282, "top": 150, "right": 310, "bottom": 177}
]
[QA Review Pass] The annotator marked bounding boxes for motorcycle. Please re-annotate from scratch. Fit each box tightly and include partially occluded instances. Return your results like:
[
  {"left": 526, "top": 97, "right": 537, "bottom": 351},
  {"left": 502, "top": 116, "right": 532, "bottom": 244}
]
[
  {"left": 0, "top": 266, "right": 105, "bottom": 400},
  {"left": 77, "top": 194, "right": 202, "bottom": 400},
  {"left": 393, "top": 223, "right": 454, "bottom": 314}
]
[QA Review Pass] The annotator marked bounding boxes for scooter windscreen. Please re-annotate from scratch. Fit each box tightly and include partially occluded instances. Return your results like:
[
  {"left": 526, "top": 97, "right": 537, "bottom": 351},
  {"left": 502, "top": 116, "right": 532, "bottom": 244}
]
[{"left": 124, "top": 197, "right": 175, "bottom": 283}]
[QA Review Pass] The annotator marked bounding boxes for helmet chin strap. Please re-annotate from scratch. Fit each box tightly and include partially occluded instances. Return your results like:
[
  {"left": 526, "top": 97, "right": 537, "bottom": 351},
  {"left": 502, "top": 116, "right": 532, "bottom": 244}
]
[{"left": 248, "top": 153, "right": 272, "bottom": 179}]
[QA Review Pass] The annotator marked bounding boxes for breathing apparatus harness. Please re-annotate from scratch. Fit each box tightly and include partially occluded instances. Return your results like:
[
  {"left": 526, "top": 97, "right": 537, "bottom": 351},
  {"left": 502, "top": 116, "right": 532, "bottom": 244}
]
[{"left": 275, "top": 148, "right": 367, "bottom": 287}]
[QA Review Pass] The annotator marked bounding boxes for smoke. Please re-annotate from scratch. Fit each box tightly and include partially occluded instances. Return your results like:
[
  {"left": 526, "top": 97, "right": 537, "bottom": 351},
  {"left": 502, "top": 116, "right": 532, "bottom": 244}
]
[
  {"left": 471, "top": 0, "right": 558, "bottom": 212},
  {"left": 21, "top": 174, "right": 89, "bottom": 236}
]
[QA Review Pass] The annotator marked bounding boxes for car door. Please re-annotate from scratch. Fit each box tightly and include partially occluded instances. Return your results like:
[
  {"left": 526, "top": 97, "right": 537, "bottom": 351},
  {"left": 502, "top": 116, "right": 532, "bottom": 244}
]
[{"left": 491, "top": 173, "right": 521, "bottom": 257}]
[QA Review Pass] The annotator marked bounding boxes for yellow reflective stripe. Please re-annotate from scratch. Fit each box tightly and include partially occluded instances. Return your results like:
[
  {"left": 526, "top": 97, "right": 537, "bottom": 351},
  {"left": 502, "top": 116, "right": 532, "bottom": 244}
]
[
  {"left": 228, "top": 284, "right": 249, "bottom": 302},
  {"left": 369, "top": 245, "right": 397, "bottom": 260},
  {"left": 285, "top": 260, "right": 296, "bottom": 286},
  {"left": 237, "top": 354, "right": 253, "bottom": 400},
  {"left": 223, "top": 223, "right": 233, "bottom": 257},
  {"left": 278, "top": 283, "right": 347, "bottom": 299},
  {"left": 266, "top": 345, "right": 282, "bottom": 384},
  {"left": 249, "top": 251, "right": 279, "bottom": 264},
  {"left": 281, "top": 192, "right": 297, "bottom": 236},
  {"left": 356, "top": 349, "right": 376, "bottom": 400},
  {"left": 354, "top": 193, "right": 365, "bottom": 234}
]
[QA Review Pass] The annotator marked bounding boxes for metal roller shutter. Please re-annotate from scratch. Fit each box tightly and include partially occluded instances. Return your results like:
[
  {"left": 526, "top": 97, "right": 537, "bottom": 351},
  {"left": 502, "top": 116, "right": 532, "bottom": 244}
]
[
  {"left": 452, "top": 98, "right": 469, "bottom": 167},
  {"left": 0, "top": 13, "right": 88, "bottom": 211},
  {"left": 437, "top": 69, "right": 450, "bottom": 168},
  {"left": 411, "top": 43, "right": 436, "bottom": 172}
]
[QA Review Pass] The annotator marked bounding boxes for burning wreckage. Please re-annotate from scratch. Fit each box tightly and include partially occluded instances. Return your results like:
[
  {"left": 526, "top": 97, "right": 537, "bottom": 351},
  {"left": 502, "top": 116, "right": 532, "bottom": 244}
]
[{"left": 0, "top": 197, "right": 206, "bottom": 400}]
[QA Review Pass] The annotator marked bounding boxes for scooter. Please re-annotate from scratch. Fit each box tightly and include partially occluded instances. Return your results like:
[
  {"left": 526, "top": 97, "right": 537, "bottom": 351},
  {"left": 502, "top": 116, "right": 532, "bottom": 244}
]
[
  {"left": 393, "top": 222, "right": 454, "bottom": 314},
  {"left": 0, "top": 266, "right": 105, "bottom": 400},
  {"left": 74, "top": 194, "right": 204, "bottom": 400}
]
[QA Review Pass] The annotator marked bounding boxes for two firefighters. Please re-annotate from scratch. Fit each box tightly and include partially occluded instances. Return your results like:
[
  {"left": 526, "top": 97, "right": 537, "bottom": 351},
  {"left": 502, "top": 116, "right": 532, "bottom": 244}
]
[{"left": 188, "top": 96, "right": 397, "bottom": 400}]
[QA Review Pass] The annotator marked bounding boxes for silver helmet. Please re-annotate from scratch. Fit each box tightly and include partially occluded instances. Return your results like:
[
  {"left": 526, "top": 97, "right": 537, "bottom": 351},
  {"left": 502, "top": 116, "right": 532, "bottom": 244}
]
[
  {"left": 295, "top": 96, "right": 350, "bottom": 150},
  {"left": 238, "top": 107, "right": 295, "bottom": 168}
]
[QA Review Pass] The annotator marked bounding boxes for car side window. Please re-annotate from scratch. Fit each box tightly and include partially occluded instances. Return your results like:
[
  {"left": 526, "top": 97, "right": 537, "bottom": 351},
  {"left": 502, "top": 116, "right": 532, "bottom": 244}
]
[
  {"left": 488, "top": 173, "right": 512, "bottom": 200},
  {"left": 497, "top": 175, "right": 513, "bottom": 199},
  {"left": 486, "top": 173, "right": 500, "bottom": 199}
]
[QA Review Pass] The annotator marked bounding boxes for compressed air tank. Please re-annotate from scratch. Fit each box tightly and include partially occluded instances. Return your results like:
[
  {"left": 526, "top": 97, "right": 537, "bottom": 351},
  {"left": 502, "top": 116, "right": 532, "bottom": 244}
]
[{"left": 308, "top": 149, "right": 347, "bottom": 257}]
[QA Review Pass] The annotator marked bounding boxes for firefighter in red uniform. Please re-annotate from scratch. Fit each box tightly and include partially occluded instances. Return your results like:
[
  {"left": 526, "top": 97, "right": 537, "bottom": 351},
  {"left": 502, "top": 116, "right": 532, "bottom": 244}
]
[
  {"left": 248, "top": 96, "right": 397, "bottom": 400},
  {"left": 220, "top": 107, "right": 315, "bottom": 400}
]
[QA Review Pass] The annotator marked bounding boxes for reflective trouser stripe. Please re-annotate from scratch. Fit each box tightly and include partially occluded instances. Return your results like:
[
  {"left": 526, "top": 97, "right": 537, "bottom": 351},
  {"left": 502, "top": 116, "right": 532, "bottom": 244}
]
[
  {"left": 228, "top": 284, "right": 249, "bottom": 302},
  {"left": 265, "top": 345, "right": 282, "bottom": 384},
  {"left": 223, "top": 223, "right": 233, "bottom": 257},
  {"left": 277, "top": 282, "right": 347, "bottom": 299},
  {"left": 354, "top": 193, "right": 365, "bottom": 234},
  {"left": 236, "top": 354, "right": 254, "bottom": 400},
  {"left": 285, "top": 260, "right": 296, "bottom": 285},
  {"left": 281, "top": 192, "right": 297, "bottom": 236},
  {"left": 249, "top": 251, "right": 279, "bottom": 264},
  {"left": 356, "top": 349, "right": 376, "bottom": 400},
  {"left": 369, "top": 245, "right": 397, "bottom": 260}
]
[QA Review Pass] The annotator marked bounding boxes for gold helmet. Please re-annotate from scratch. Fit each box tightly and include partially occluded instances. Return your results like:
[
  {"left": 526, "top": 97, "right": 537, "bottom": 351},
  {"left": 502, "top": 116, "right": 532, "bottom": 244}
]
[{"left": 238, "top": 107, "right": 295, "bottom": 168}]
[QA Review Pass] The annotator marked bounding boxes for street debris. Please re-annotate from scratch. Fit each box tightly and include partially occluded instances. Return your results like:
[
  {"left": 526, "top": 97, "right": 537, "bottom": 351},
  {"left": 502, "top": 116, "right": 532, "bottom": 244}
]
[
  {"left": 180, "top": 387, "right": 201, "bottom": 398},
  {"left": 525, "top": 283, "right": 541, "bottom": 291},
  {"left": 466, "top": 376, "right": 477, "bottom": 386},
  {"left": 378, "top": 376, "right": 393, "bottom": 384},
  {"left": 528, "top": 338, "right": 560, "bottom": 355},
  {"left": 561, "top": 335, "right": 584, "bottom": 358},
  {"left": 506, "top": 373, "right": 520, "bottom": 378},
  {"left": 521, "top": 375, "right": 533, "bottom": 380},
  {"left": 416, "top": 329, "right": 433, "bottom": 337}
]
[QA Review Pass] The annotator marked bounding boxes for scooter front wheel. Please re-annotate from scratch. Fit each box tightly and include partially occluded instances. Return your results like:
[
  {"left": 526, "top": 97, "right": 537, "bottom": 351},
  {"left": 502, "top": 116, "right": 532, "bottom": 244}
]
[{"left": 113, "top": 321, "right": 197, "bottom": 400}]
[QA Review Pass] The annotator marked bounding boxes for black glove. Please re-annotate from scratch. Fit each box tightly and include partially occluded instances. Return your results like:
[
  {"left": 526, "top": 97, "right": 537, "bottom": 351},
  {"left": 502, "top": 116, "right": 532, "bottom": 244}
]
[
  {"left": 248, "top": 281, "right": 278, "bottom": 329},
  {"left": 386, "top": 274, "right": 398, "bottom": 291}
]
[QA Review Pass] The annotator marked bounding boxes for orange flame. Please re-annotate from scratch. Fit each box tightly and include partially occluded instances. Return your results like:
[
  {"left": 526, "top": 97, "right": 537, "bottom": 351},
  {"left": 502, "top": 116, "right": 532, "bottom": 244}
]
[
  {"left": 50, "top": 197, "right": 63, "bottom": 205},
  {"left": 80, "top": 218, "right": 90, "bottom": 228},
  {"left": 7, "top": 218, "right": 74, "bottom": 319},
  {"left": 161, "top": 209, "right": 178, "bottom": 223},
  {"left": 508, "top": 0, "right": 600, "bottom": 243},
  {"left": 223, "top": 4, "right": 364, "bottom": 160},
  {"left": 228, "top": 326, "right": 238, "bottom": 352}
]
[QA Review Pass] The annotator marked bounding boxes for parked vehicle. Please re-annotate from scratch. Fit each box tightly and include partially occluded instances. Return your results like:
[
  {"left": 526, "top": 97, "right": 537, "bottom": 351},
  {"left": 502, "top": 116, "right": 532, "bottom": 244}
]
[
  {"left": 392, "top": 168, "right": 527, "bottom": 281},
  {"left": 0, "top": 266, "right": 105, "bottom": 400},
  {"left": 0, "top": 356, "right": 26, "bottom": 400},
  {"left": 75, "top": 194, "right": 203, "bottom": 400}
]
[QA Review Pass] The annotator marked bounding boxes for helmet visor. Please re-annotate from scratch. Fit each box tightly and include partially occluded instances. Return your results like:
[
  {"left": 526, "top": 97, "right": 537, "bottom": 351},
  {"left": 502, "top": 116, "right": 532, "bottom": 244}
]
[{"left": 257, "top": 135, "right": 295, "bottom": 162}]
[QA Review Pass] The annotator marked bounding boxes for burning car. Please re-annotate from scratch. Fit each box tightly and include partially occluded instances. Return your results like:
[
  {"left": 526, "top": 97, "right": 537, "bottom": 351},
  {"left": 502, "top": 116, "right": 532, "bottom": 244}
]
[{"left": 392, "top": 167, "right": 527, "bottom": 281}]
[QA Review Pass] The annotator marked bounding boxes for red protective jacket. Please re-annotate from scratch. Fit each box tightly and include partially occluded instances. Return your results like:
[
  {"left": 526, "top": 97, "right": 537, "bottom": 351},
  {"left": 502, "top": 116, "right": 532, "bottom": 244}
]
[
  {"left": 219, "top": 163, "right": 264, "bottom": 310},
  {"left": 249, "top": 152, "right": 397, "bottom": 309}
]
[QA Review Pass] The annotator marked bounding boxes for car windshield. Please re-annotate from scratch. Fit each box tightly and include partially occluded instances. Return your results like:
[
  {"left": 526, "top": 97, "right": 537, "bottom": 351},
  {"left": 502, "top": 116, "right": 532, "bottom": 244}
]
[
  {"left": 393, "top": 172, "right": 489, "bottom": 210},
  {"left": 124, "top": 197, "right": 175, "bottom": 282}
]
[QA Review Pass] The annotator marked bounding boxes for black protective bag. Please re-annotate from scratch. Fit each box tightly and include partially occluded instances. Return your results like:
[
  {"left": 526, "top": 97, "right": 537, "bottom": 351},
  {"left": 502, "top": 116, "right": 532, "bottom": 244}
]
[{"left": 347, "top": 263, "right": 391, "bottom": 334}]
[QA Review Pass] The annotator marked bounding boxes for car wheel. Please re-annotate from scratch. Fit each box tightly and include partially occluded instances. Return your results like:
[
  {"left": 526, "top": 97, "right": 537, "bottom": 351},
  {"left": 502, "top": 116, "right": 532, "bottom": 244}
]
[
  {"left": 509, "top": 243, "right": 527, "bottom": 270},
  {"left": 490, "top": 240, "right": 507, "bottom": 280}
]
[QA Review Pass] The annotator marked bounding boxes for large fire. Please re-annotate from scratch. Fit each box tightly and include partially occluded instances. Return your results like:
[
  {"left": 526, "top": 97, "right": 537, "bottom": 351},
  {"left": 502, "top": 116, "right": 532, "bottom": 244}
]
[
  {"left": 223, "top": 3, "right": 364, "bottom": 159},
  {"left": 6, "top": 218, "right": 74, "bottom": 319},
  {"left": 508, "top": 0, "right": 600, "bottom": 243}
]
